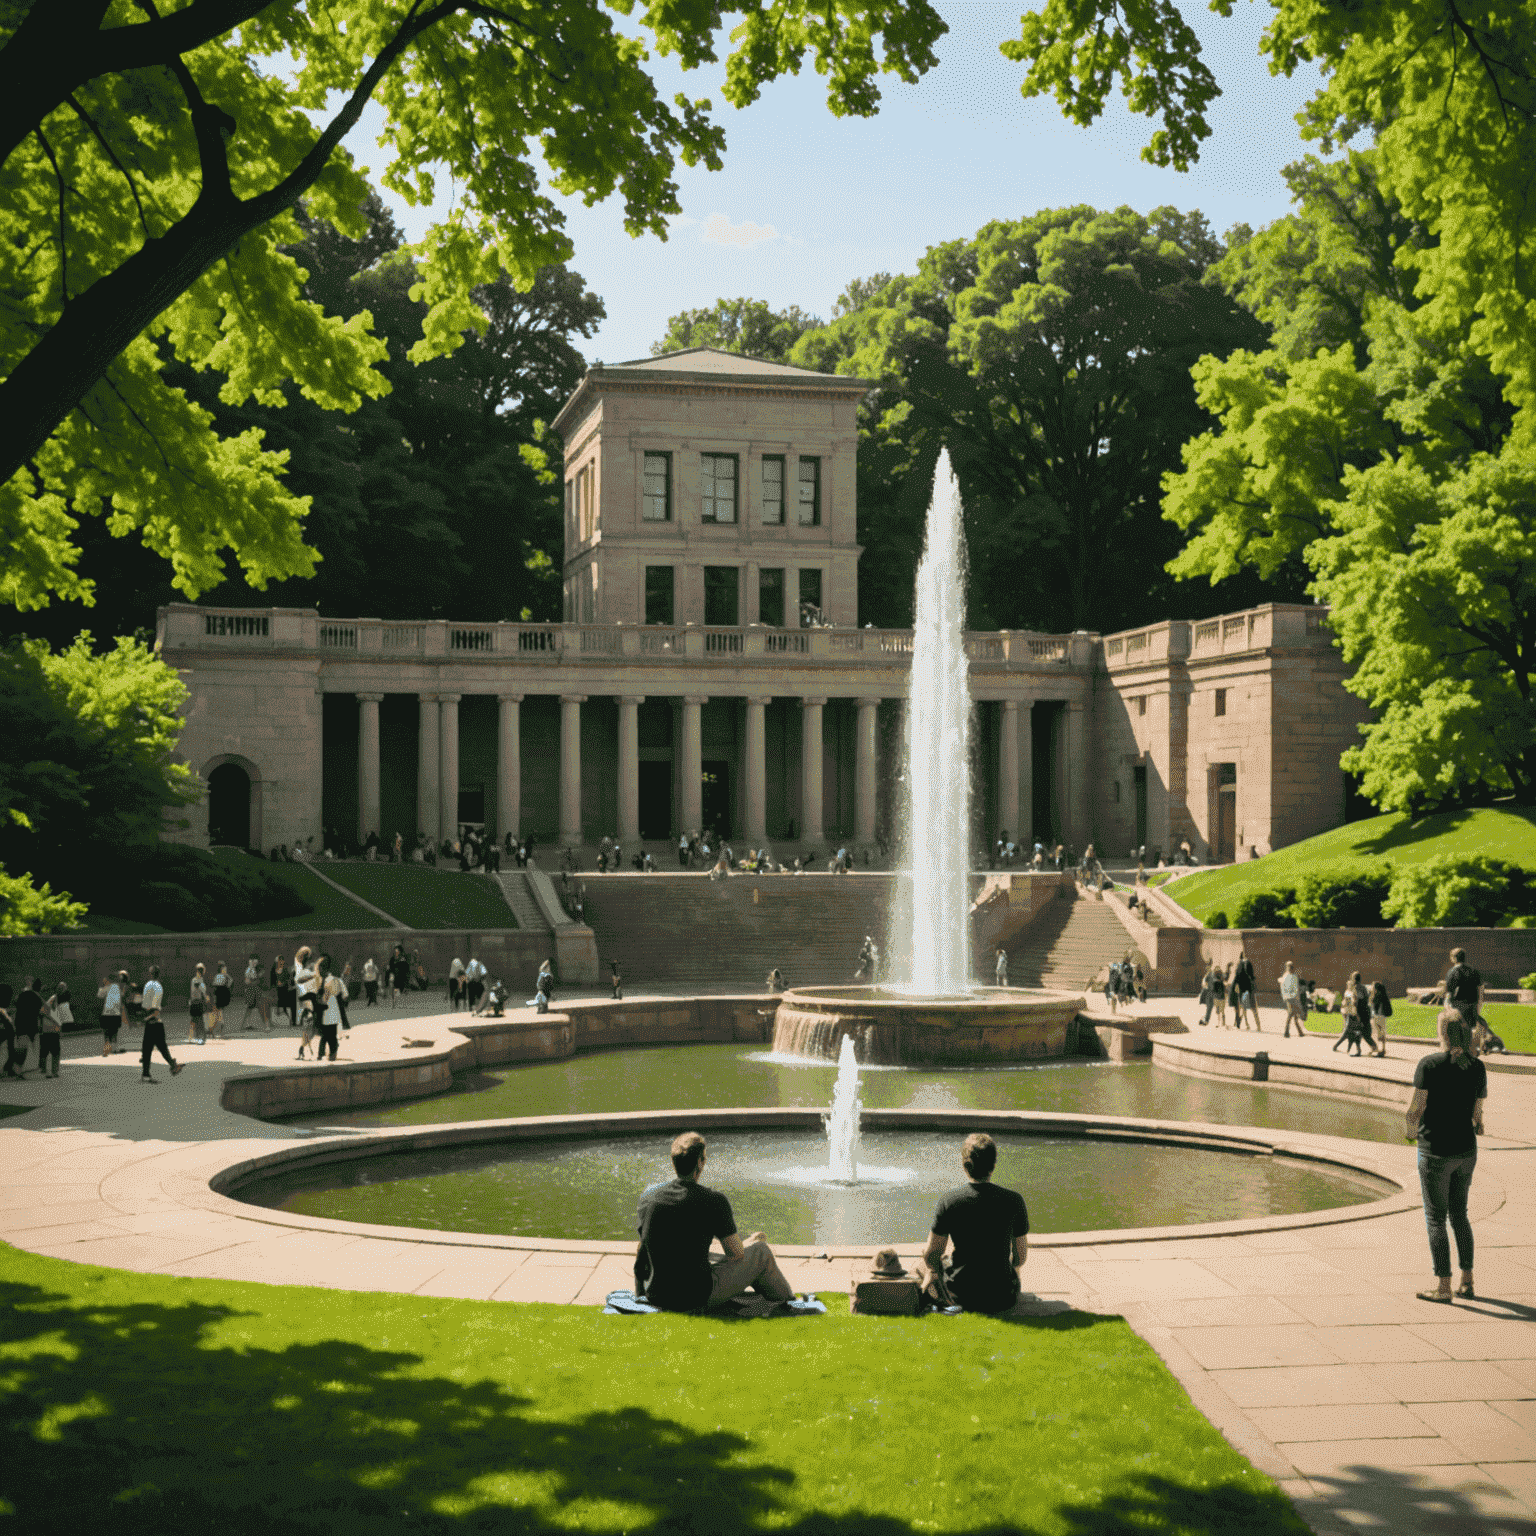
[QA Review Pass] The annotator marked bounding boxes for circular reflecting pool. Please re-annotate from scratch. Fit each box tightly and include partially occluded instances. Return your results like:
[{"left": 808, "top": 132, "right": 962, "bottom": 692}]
[{"left": 238, "top": 1127, "right": 1394, "bottom": 1244}]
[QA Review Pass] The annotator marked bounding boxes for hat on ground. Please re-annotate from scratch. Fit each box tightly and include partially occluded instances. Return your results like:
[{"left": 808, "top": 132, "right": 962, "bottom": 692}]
[{"left": 870, "top": 1248, "right": 908, "bottom": 1278}]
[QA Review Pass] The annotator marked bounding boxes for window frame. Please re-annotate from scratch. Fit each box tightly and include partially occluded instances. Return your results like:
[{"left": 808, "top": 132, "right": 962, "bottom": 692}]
[
  {"left": 642, "top": 451, "right": 672, "bottom": 523},
  {"left": 798, "top": 566, "right": 823, "bottom": 627},
  {"left": 703, "top": 565, "right": 741, "bottom": 627},
  {"left": 644, "top": 564, "right": 675, "bottom": 626},
  {"left": 760, "top": 454, "right": 785, "bottom": 526},
  {"left": 758, "top": 566, "right": 785, "bottom": 627},
  {"left": 797, "top": 455, "right": 821, "bottom": 527},
  {"left": 701, "top": 452, "right": 739, "bottom": 525}
]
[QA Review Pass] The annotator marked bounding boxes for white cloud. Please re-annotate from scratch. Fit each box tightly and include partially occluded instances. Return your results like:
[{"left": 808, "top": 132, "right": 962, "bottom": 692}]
[{"left": 701, "top": 212, "right": 781, "bottom": 249}]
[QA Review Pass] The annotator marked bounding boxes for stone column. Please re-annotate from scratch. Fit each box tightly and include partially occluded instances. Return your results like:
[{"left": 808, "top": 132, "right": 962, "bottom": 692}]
[
  {"left": 559, "top": 694, "right": 586, "bottom": 848},
  {"left": 497, "top": 694, "right": 522, "bottom": 845},
  {"left": 1066, "top": 700, "right": 1090, "bottom": 850},
  {"left": 1018, "top": 700, "right": 1034, "bottom": 847},
  {"left": 680, "top": 695, "right": 706, "bottom": 835},
  {"left": 417, "top": 693, "right": 439, "bottom": 843},
  {"left": 800, "top": 696, "right": 826, "bottom": 844},
  {"left": 617, "top": 695, "right": 644, "bottom": 846},
  {"left": 855, "top": 696, "right": 880, "bottom": 846},
  {"left": 357, "top": 693, "right": 383, "bottom": 846},
  {"left": 438, "top": 693, "right": 461, "bottom": 845},
  {"left": 743, "top": 696, "right": 768, "bottom": 844},
  {"left": 998, "top": 699, "right": 1020, "bottom": 847}
]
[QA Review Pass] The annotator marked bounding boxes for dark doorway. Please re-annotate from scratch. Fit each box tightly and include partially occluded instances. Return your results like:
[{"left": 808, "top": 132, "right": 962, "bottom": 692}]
[
  {"left": 458, "top": 787, "right": 485, "bottom": 836},
  {"left": 1215, "top": 763, "right": 1237, "bottom": 862},
  {"left": 208, "top": 763, "right": 251, "bottom": 847},
  {"left": 1133, "top": 764, "right": 1148, "bottom": 849},
  {"left": 702, "top": 759, "right": 732, "bottom": 839},
  {"left": 1031, "top": 702, "right": 1062, "bottom": 843},
  {"left": 639, "top": 761, "right": 673, "bottom": 839}
]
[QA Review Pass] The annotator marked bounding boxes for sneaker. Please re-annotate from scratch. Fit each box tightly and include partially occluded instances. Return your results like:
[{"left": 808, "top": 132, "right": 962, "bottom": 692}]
[
  {"left": 170, "top": 1061, "right": 183, "bottom": 1076},
  {"left": 141, "top": 1075, "right": 157, "bottom": 1083}
]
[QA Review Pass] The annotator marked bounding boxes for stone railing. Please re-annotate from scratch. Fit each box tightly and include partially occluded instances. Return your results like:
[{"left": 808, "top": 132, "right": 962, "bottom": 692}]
[
  {"left": 158, "top": 606, "right": 1091, "bottom": 673},
  {"left": 1104, "top": 605, "right": 1336, "bottom": 671}
]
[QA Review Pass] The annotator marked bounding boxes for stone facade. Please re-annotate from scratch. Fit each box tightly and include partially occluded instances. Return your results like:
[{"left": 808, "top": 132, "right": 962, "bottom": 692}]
[{"left": 157, "top": 349, "right": 1370, "bottom": 869}]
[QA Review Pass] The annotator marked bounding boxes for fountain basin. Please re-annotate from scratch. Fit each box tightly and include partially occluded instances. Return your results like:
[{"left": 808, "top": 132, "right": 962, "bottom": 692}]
[{"left": 772, "top": 986, "right": 1087, "bottom": 1064}]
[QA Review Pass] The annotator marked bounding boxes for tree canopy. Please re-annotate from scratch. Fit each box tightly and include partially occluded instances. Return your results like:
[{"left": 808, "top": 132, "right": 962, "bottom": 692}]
[
  {"left": 792, "top": 205, "right": 1277, "bottom": 631},
  {"left": 0, "top": 0, "right": 947, "bottom": 615},
  {"left": 653, "top": 297, "right": 822, "bottom": 364}
]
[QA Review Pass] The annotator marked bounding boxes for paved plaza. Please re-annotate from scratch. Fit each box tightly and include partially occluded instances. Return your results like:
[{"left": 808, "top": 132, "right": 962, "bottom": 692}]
[{"left": 4, "top": 995, "right": 1536, "bottom": 1535}]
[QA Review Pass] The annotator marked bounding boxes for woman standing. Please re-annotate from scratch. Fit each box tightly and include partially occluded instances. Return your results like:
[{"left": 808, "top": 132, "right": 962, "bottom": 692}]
[
  {"left": 1406, "top": 1009, "right": 1487, "bottom": 1303},
  {"left": 1211, "top": 963, "right": 1230, "bottom": 1028},
  {"left": 447, "top": 956, "right": 466, "bottom": 1011},
  {"left": 187, "top": 965, "right": 209, "bottom": 1045},
  {"left": 388, "top": 944, "right": 409, "bottom": 1007},
  {"left": 315, "top": 960, "right": 342, "bottom": 1062},
  {"left": 1369, "top": 980, "right": 1393, "bottom": 1058},
  {"left": 293, "top": 946, "right": 318, "bottom": 1059},
  {"left": 209, "top": 963, "right": 232, "bottom": 1039},
  {"left": 100, "top": 970, "right": 128, "bottom": 1056}
]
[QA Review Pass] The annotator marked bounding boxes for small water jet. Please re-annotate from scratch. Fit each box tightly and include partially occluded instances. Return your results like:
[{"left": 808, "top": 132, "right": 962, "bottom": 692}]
[{"left": 823, "top": 1034, "right": 862, "bottom": 1183}]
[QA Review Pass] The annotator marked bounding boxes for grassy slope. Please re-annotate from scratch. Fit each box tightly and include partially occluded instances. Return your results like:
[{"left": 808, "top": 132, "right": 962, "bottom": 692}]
[
  {"left": 0, "top": 1245, "right": 1304, "bottom": 1536},
  {"left": 323, "top": 862, "right": 517, "bottom": 930},
  {"left": 1379, "top": 1001, "right": 1536, "bottom": 1051},
  {"left": 1166, "top": 807, "right": 1536, "bottom": 926}
]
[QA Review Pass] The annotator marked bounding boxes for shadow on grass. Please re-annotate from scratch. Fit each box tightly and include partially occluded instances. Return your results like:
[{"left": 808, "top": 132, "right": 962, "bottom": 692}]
[
  {"left": 1351, "top": 805, "right": 1536, "bottom": 861},
  {"left": 1, "top": 1278, "right": 1312, "bottom": 1536}
]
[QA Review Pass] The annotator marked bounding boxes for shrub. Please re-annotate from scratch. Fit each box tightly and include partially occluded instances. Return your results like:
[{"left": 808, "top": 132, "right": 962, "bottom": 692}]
[
  {"left": 1286, "top": 868, "right": 1393, "bottom": 928},
  {"left": 1523, "top": 971, "right": 1536, "bottom": 989},
  {"left": 77, "top": 846, "right": 311, "bottom": 931},
  {"left": 1206, "top": 910, "right": 1228, "bottom": 930},
  {"left": 1232, "top": 888, "right": 1297, "bottom": 929},
  {"left": 1381, "top": 854, "right": 1536, "bottom": 928}
]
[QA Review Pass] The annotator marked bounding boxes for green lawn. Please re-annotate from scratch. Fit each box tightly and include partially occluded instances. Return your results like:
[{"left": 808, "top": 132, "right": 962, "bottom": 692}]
[
  {"left": 1165, "top": 806, "right": 1536, "bottom": 926},
  {"left": 321, "top": 863, "right": 518, "bottom": 929},
  {"left": 1381, "top": 1001, "right": 1536, "bottom": 1052},
  {"left": 1, "top": 1245, "right": 1305, "bottom": 1536}
]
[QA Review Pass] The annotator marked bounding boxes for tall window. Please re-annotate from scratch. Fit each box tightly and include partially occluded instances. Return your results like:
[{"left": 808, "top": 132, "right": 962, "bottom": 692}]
[
  {"left": 645, "top": 566, "right": 674, "bottom": 626},
  {"left": 760, "top": 454, "right": 785, "bottom": 525},
  {"left": 797, "top": 456, "right": 821, "bottom": 526},
  {"left": 642, "top": 452, "right": 671, "bottom": 521},
  {"left": 573, "top": 462, "right": 595, "bottom": 542},
  {"left": 758, "top": 567, "right": 785, "bottom": 627},
  {"left": 704, "top": 566, "right": 740, "bottom": 626},
  {"left": 1214, "top": 688, "right": 1227, "bottom": 717},
  {"left": 798, "top": 567, "right": 823, "bottom": 626},
  {"left": 701, "top": 453, "right": 738, "bottom": 523}
]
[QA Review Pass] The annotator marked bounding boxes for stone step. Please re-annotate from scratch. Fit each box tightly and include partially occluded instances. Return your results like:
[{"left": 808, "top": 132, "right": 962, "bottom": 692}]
[
  {"left": 495, "top": 872, "right": 551, "bottom": 934},
  {"left": 1005, "top": 894, "right": 1133, "bottom": 990}
]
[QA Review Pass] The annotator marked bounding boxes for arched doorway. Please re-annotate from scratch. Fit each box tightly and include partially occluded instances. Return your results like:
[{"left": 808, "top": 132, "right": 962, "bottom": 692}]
[{"left": 208, "top": 763, "right": 252, "bottom": 847}]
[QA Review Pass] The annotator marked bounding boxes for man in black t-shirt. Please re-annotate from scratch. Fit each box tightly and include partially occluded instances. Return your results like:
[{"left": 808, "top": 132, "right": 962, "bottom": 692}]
[
  {"left": 635, "top": 1132, "right": 795, "bottom": 1311},
  {"left": 916, "top": 1133, "right": 1030, "bottom": 1315},
  {"left": 1444, "top": 947, "right": 1482, "bottom": 1032},
  {"left": 12, "top": 979, "right": 43, "bottom": 1075}
]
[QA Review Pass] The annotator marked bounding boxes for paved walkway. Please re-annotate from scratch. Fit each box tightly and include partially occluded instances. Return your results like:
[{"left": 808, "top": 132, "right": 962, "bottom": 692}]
[{"left": 5, "top": 996, "right": 1536, "bottom": 1535}]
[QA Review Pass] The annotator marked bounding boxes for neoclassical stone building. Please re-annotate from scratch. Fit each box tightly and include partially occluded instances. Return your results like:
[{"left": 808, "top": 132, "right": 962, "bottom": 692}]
[{"left": 160, "top": 349, "right": 1368, "bottom": 864}]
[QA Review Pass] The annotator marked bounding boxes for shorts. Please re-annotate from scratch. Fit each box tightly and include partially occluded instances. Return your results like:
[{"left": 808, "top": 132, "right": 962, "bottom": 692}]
[{"left": 101, "top": 1014, "right": 122, "bottom": 1040}]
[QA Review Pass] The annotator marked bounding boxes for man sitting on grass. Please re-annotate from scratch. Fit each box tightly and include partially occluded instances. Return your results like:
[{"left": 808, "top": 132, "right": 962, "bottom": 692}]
[
  {"left": 915, "top": 1132, "right": 1029, "bottom": 1315},
  {"left": 635, "top": 1132, "right": 796, "bottom": 1312}
]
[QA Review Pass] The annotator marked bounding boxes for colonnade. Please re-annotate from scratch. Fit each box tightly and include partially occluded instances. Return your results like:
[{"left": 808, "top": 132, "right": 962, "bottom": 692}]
[{"left": 354, "top": 690, "right": 1073, "bottom": 850}]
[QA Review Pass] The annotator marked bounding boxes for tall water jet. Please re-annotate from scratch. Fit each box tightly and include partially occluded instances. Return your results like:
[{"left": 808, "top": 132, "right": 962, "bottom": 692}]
[
  {"left": 901, "top": 447, "right": 972, "bottom": 995},
  {"left": 824, "top": 1033, "right": 862, "bottom": 1182}
]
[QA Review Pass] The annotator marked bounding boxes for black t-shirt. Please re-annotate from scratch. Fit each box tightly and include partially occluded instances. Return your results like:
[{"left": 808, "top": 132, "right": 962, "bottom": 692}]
[
  {"left": 931, "top": 1181, "right": 1030, "bottom": 1314},
  {"left": 1445, "top": 963, "right": 1481, "bottom": 1007},
  {"left": 14, "top": 988, "right": 42, "bottom": 1036},
  {"left": 635, "top": 1179, "right": 737, "bottom": 1311},
  {"left": 1413, "top": 1050, "right": 1487, "bottom": 1157},
  {"left": 1233, "top": 959, "right": 1255, "bottom": 994}
]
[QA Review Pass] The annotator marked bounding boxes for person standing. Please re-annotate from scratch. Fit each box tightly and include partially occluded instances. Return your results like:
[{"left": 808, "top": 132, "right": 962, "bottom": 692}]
[
  {"left": 1212, "top": 963, "right": 1231, "bottom": 1028},
  {"left": 100, "top": 970, "right": 128, "bottom": 1056},
  {"left": 447, "top": 956, "right": 466, "bottom": 1011},
  {"left": 209, "top": 963, "right": 232, "bottom": 1040},
  {"left": 293, "top": 946, "right": 318, "bottom": 1058},
  {"left": 336, "top": 959, "right": 353, "bottom": 1031},
  {"left": 994, "top": 949, "right": 1009, "bottom": 988},
  {"left": 1278, "top": 961, "right": 1306, "bottom": 1039},
  {"left": 1198, "top": 960, "right": 1222, "bottom": 1026},
  {"left": 1369, "top": 980, "right": 1393, "bottom": 1058},
  {"left": 187, "top": 964, "right": 209, "bottom": 1044},
  {"left": 1233, "top": 952, "right": 1260, "bottom": 1031},
  {"left": 271, "top": 952, "right": 296, "bottom": 1030},
  {"left": 315, "top": 960, "right": 342, "bottom": 1062},
  {"left": 39, "top": 982, "right": 69, "bottom": 1077},
  {"left": 1444, "top": 947, "right": 1482, "bottom": 1035},
  {"left": 536, "top": 957, "right": 555, "bottom": 1006},
  {"left": 362, "top": 956, "right": 379, "bottom": 1008},
  {"left": 915, "top": 1133, "right": 1030, "bottom": 1315},
  {"left": 1406, "top": 1009, "right": 1487, "bottom": 1302},
  {"left": 13, "top": 977, "right": 43, "bottom": 1075},
  {"left": 388, "top": 944, "right": 409, "bottom": 1008},
  {"left": 139, "top": 967, "right": 180, "bottom": 1082},
  {"left": 240, "top": 956, "right": 263, "bottom": 1030},
  {"left": 464, "top": 957, "right": 485, "bottom": 1014}
]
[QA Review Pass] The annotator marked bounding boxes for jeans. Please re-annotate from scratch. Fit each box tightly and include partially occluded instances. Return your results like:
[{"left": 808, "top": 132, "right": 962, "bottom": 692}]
[
  {"left": 38, "top": 1033, "right": 60, "bottom": 1073},
  {"left": 1419, "top": 1147, "right": 1477, "bottom": 1278}
]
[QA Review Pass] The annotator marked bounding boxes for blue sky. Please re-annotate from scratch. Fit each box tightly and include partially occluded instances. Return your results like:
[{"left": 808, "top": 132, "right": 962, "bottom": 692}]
[{"left": 347, "top": 1, "right": 1327, "bottom": 364}]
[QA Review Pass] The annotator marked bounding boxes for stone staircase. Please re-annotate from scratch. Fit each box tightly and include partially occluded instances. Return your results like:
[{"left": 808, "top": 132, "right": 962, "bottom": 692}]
[
  {"left": 1004, "top": 890, "right": 1136, "bottom": 992},
  {"left": 495, "top": 872, "right": 552, "bottom": 935},
  {"left": 577, "top": 874, "right": 895, "bottom": 990}
]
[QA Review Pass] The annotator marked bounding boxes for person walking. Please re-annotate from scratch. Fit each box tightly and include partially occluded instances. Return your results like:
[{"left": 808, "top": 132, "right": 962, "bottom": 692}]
[
  {"left": 1212, "top": 963, "right": 1231, "bottom": 1028},
  {"left": 1444, "top": 947, "right": 1482, "bottom": 1035},
  {"left": 1279, "top": 961, "right": 1306, "bottom": 1039},
  {"left": 1406, "top": 1009, "right": 1487, "bottom": 1303},
  {"left": 12, "top": 977, "right": 43, "bottom": 1075},
  {"left": 388, "top": 944, "right": 409, "bottom": 1008},
  {"left": 464, "top": 957, "right": 486, "bottom": 1014},
  {"left": 39, "top": 983, "right": 69, "bottom": 1078},
  {"left": 187, "top": 964, "right": 209, "bottom": 1044},
  {"left": 995, "top": 948, "right": 1009, "bottom": 988},
  {"left": 1198, "top": 960, "right": 1222, "bottom": 1026},
  {"left": 336, "top": 959, "right": 353, "bottom": 1031},
  {"left": 1331, "top": 971, "right": 1370, "bottom": 1054},
  {"left": 293, "top": 946, "right": 319, "bottom": 1058},
  {"left": 240, "top": 956, "right": 263, "bottom": 1030},
  {"left": 139, "top": 967, "right": 180, "bottom": 1082},
  {"left": 100, "top": 970, "right": 129, "bottom": 1056},
  {"left": 1369, "top": 980, "right": 1393, "bottom": 1058},
  {"left": 447, "top": 956, "right": 466, "bottom": 1011}
]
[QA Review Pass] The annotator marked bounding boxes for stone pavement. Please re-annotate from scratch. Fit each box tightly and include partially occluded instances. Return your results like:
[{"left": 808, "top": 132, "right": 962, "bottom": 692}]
[{"left": 4, "top": 994, "right": 1536, "bottom": 1534}]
